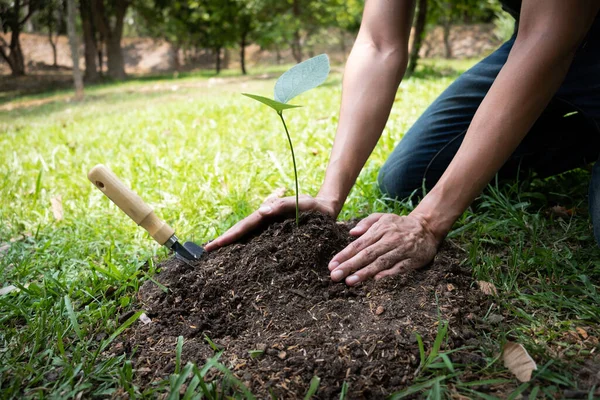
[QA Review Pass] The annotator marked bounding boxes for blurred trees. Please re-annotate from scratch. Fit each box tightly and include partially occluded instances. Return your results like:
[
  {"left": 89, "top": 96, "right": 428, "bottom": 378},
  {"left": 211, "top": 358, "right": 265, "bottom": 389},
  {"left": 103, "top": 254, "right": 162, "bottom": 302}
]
[
  {"left": 0, "top": 0, "right": 43, "bottom": 76},
  {"left": 91, "top": 0, "right": 130, "bottom": 79},
  {"left": 0, "top": 0, "right": 510, "bottom": 78},
  {"left": 32, "top": 0, "right": 65, "bottom": 67}
]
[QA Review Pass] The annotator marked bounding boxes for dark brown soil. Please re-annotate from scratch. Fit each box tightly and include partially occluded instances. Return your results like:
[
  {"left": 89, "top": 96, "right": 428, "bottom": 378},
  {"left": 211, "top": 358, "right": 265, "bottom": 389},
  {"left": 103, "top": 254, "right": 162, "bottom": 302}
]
[{"left": 115, "top": 212, "right": 495, "bottom": 398}]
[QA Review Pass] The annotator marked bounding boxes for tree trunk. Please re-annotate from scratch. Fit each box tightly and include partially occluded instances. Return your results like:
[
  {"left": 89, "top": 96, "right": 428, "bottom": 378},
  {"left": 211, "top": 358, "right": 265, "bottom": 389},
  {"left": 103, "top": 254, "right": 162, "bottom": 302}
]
[
  {"left": 442, "top": 20, "right": 452, "bottom": 59},
  {"left": 7, "top": 33, "right": 26, "bottom": 76},
  {"left": 97, "top": 35, "right": 104, "bottom": 74},
  {"left": 92, "top": 0, "right": 128, "bottom": 80},
  {"left": 274, "top": 43, "right": 282, "bottom": 65},
  {"left": 339, "top": 31, "right": 346, "bottom": 55},
  {"left": 215, "top": 46, "right": 221, "bottom": 74},
  {"left": 290, "top": 0, "right": 302, "bottom": 62},
  {"left": 80, "top": 0, "right": 99, "bottom": 81},
  {"left": 290, "top": 30, "right": 303, "bottom": 63},
  {"left": 240, "top": 31, "right": 247, "bottom": 75},
  {"left": 406, "top": 0, "right": 428, "bottom": 77},
  {"left": 48, "top": 28, "right": 58, "bottom": 67},
  {"left": 0, "top": 0, "right": 26, "bottom": 76},
  {"left": 106, "top": 35, "right": 126, "bottom": 79},
  {"left": 170, "top": 43, "right": 180, "bottom": 71},
  {"left": 67, "top": 0, "right": 84, "bottom": 100}
]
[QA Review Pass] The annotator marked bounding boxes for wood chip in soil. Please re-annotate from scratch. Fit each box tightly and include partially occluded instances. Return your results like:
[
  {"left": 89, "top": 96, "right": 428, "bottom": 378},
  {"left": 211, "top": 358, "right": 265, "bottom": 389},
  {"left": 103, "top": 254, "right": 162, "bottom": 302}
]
[{"left": 110, "top": 212, "right": 494, "bottom": 399}]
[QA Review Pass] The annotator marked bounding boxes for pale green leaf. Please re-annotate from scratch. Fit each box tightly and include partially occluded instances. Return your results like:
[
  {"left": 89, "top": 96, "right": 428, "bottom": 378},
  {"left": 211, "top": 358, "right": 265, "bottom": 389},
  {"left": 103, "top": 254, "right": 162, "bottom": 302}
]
[
  {"left": 274, "top": 54, "right": 330, "bottom": 104},
  {"left": 242, "top": 93, "right": 301, "bottom": 114}
]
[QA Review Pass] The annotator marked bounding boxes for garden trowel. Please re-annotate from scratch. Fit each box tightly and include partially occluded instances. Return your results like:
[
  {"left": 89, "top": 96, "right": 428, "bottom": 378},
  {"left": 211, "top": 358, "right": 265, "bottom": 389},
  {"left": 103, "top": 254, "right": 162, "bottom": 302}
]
[{"left": 88, "top": 164, "right": 204, "bottom": 263}]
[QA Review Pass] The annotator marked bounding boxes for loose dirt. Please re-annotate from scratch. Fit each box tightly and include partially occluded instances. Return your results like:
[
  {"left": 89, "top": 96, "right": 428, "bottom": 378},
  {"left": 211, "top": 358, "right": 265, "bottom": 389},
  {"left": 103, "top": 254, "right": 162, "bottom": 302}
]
[{"left": 115, "top": 213, "right": 495, "bottom": 398}]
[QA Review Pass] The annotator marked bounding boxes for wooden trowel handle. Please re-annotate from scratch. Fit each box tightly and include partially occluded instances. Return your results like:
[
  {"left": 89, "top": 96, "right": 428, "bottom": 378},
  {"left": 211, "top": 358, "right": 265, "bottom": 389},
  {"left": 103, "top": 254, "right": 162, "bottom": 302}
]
[{"left": 88, "top": 164, "right": 175, "bottom": 245}]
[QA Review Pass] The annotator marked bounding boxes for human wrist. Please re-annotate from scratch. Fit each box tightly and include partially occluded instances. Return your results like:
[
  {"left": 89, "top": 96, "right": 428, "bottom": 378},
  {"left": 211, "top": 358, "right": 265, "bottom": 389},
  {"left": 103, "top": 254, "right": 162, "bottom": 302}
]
[
  {"left": 410, "top": 191, "right": 460, "bottom": 243},
  {"left": 316, "top": 188, "right": 344, "bottom": 217}
]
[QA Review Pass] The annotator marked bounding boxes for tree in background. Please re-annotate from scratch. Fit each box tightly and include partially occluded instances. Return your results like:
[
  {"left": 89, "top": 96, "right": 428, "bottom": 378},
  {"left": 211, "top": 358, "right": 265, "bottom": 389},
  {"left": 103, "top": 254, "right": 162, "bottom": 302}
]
[
  {"left": 0, "top": 0, "right": 43, "bottom": 76},
  {"left": 406, "top": 0, "right": 427, "bottom": 77},
  {"left": 80, "top": 0, "right": 99, "bottom": 81},
  {"left": 33, "top": 0, "right": 65, "bottom": 67},
  {"left": 427, "top": 0, "right": 497, "bottom": 59},
  {"left": 66, "top": 0, "right": 84, "bottom": 99},
  {"left": 91, "top": 0, "right": 130, "bottom": 80}
]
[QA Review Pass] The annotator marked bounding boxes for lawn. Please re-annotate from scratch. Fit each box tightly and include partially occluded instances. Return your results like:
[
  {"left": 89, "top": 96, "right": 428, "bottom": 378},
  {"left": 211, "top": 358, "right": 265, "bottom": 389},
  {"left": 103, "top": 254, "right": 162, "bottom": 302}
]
[{"left": 1, "top": 59, "right": 599, "bottom": 398}]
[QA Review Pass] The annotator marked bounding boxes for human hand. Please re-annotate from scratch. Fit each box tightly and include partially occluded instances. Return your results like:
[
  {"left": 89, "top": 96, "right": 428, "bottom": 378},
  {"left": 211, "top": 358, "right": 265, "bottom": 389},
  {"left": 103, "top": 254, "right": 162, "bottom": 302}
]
[
  {"left": 204, "top": 194, "right": 340, "bottom": 252},
  {"left": 328, "top": 213, "right": 441, "bottom": 286}
]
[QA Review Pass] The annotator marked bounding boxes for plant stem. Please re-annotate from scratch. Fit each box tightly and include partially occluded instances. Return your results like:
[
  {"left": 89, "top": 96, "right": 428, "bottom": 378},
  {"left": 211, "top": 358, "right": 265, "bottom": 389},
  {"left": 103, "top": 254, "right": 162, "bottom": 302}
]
[{"left": 278, "top": 112, "right": 299, "bottom": 226}]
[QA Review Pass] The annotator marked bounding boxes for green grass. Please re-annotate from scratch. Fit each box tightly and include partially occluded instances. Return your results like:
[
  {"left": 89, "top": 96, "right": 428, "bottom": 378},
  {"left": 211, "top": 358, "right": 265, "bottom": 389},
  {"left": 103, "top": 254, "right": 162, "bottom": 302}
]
[{"left": 1, "top": 58, "right": 599, "bottom": 398}]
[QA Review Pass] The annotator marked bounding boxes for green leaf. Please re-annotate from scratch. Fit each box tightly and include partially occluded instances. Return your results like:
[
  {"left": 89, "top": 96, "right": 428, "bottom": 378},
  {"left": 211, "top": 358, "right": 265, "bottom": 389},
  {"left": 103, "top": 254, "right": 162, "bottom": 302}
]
[
  {"left": 248, "top": 349, "right": 264, "bottom": 359},
  {"left": 304, "top": 375, "right": 321, "bottom": 399},
  {"left": 389, "top": 376, "right": 450, "bottom": 400},
  {"left": 64, "top": 295, "right": 83, "bottom": 340},
  {"left": 176, "top": 335, "right": 184, "bottom": 374},
  {"left": 274, "top": 54, "right": 330, "bottom": 104},
  {"left": 168, "top": 362, "right": 194, "bottom": 400},
  {"left": 339, "top": 382, "right": 349, "bottom": 400},
  {"left": 98, "top": 310, "right": 143, "bottom": 354},
  {"left": 242, "top": 93, "right": 301, "bottom": 114}
]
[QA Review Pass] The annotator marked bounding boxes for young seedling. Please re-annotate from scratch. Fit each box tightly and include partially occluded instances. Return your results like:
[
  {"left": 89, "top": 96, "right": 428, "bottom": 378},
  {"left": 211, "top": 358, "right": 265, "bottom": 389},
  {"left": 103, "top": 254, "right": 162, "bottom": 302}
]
[{"left": 243, "top": 54, "right": 330, "bottom": 226}]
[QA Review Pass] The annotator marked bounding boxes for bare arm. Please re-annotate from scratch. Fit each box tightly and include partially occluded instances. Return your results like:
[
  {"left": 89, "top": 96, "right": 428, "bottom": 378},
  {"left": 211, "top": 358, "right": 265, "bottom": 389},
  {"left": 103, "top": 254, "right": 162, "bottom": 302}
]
[
  {"left": 413, "top": 0, "right": 600, "bottom": 240},
  {"left": 205, "top": 0, "right": 415, "bottom": 251},
  {"left": 318, "top": 0, "right": 416, "bottom": 213},
  {"left": 330, "top": 0, "right": 600, "bottom": 285}
]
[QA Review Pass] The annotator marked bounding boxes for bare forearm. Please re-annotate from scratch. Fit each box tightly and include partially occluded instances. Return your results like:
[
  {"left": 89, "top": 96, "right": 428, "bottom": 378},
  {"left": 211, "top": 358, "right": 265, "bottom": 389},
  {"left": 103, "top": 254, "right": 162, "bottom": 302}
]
[
  {"left": 316, "top": 0, "right": 415, "bottom": 214},
  {"left": 414, "top": 1, "right": 599, "bottom": 239},
  {"left": 318, "top": 44, "right": 407, "bottom": 212}
]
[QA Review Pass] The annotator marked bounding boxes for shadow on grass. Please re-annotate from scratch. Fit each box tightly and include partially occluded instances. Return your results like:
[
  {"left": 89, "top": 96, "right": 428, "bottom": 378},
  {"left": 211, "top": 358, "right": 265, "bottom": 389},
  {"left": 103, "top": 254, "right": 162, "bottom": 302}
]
[
  {"left": 409, "top": 63, "right": 464, "bottom": 80},
  {"left": 0, "top": 65, "right": 295, "bottom": 108}
]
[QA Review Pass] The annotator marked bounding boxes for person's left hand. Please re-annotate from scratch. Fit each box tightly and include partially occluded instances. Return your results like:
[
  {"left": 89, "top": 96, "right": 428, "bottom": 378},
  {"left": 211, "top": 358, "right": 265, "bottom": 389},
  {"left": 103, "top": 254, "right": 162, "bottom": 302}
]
[{"left": 328, "top": 213, "right": 441, "bottom": 286}]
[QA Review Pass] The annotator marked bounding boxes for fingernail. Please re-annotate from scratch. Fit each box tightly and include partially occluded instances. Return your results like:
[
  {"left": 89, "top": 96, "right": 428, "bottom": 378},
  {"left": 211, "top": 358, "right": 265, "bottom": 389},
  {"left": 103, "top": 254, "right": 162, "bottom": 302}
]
[
  {"left": 346, "top": 275, "right": 359, "bottom": 285},
  {"left": 328, "top": 261, "right": 339, "bottom": 271},
  {"left": 349, "top": 227, "right": 362, "bottom": 236},
  {"left": 258, "top": 206, "right": 272, "bottom": 214},
  {"left": 331, "top": 269, "right": 344, "bottom": 281}
]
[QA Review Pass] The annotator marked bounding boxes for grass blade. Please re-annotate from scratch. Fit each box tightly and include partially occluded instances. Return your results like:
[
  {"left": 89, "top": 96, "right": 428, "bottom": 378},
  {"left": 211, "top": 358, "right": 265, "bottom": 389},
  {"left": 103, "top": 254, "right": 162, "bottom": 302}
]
[
  {"left": 339, "top": 381, "right": 349, "bottom": 400},
  {"left": 389, "top": 376, "right": 449, "bottom": 400},
  {"left": 64, "top": 295, "right": 83, "bottom": 340},
  {"left": 176, "top": 335, "right": 184, "bottom": 374},
  {"left": 304, "top": 375, "right": 321, "bottom": 399},
  {"left": 168, "top": 362, "right": 194, "bottom": 400}
]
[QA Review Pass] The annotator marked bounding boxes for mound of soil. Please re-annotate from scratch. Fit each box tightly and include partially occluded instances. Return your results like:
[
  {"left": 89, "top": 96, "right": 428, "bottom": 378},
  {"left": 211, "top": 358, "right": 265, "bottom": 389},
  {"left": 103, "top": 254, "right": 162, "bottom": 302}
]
[{"left": 116, "top": 213, "right": 494, "bottom": 398}]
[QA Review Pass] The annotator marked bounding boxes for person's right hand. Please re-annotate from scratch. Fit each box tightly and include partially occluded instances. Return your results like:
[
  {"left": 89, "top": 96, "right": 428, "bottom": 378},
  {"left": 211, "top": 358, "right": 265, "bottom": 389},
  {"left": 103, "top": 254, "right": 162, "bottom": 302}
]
[{"left": 203, "top": 194, "right": 340, "bottom": 252}]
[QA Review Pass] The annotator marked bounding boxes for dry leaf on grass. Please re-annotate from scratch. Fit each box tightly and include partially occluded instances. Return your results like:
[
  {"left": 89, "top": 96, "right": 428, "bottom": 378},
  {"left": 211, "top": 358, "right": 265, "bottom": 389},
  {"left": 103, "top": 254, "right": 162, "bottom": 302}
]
[
  {"left": 548, "top": 205, "right": 574, "bottom": 219},
  {"left": 478, "top": 280, "right": 498, "bottom": 296},
  {"left": 263, "top": 187, "right": 287, "bottom": 203},
  {"left": 0, "top": 285, "right": 19, "bottom": 296},
  {"left": 0, "top": 243, "right": 9, "bottom": 256},
  {"left": 51, "top": 196, "right": 64, "bottom": 221},
  {"left": 576, "top": 327, "right": 589, "bottom": 339},
  {"left": 503, "top": 341, "right": 537, "bottom": 382}
]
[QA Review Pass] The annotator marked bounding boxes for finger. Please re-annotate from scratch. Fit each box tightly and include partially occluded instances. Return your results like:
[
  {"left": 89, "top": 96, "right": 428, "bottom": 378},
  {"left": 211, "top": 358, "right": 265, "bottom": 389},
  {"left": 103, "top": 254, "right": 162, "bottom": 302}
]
[
  {"left": 329, "top": 242, "right": 390, "bottom": 281},
  {"left": 205, "top": 197, "right": 302, "bottom": 252},
  {"left": 344, "top": 253, "right": 408, "bottom": 286},
  {"left": 328, "top": 229, "right": 382, "bottom": 271},
  {"left": 204, "top": 210, "right": 264, "bottom": 251},
  {"left": 349, "top": 213, "right": 385, "bottom": 237},
  {"left": 374, "top": 259, "right": 415, "bottom": 280}
]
